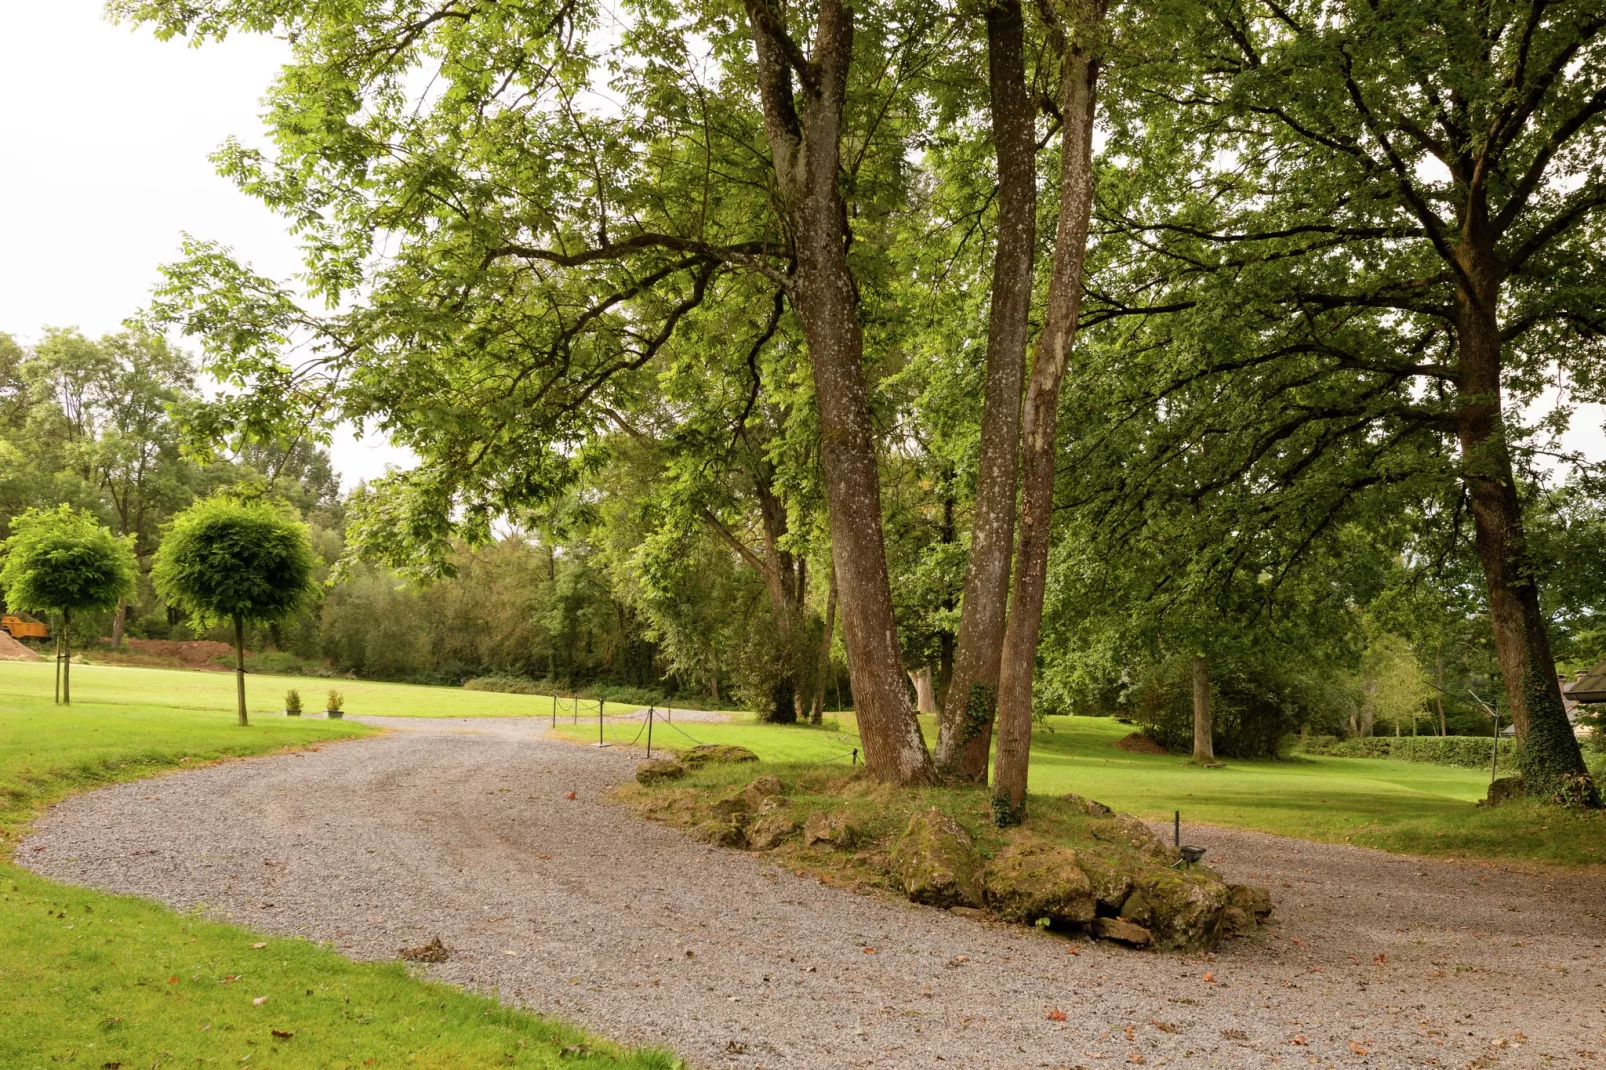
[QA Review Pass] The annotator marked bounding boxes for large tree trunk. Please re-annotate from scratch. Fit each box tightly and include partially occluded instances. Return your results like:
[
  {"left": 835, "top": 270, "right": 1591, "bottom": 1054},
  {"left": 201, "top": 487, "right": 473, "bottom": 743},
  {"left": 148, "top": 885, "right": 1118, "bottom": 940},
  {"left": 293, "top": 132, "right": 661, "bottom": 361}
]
[
  {"left": 992, "top": 0, "right": 1105, "bottom": 823},
  {"left": 811, "top": 568, "right": 838, "bottom": 724},
  {"left": 234, "top": 614, "right": 249, "bottom": 727},
  {"left": 908, "top": 665, "right": 939, "bottom": 715},
  {"left": 1455, "top": 261, "right": 1589, "bottom": 798},
  {"left": 936, "top": 0, "right": 1036, "bottom": 783},
  {"left": 1190, "top": 655, "right": 1217, "bottom": 765},
  {"left": 744, "top": 0, "right": 934, "bottom": 784}
]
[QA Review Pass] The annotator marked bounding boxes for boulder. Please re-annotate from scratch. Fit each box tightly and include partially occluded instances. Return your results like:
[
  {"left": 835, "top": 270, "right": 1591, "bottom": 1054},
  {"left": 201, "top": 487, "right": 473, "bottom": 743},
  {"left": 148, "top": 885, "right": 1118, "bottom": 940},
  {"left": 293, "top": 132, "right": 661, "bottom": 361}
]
[
  {"left": 1091, "top": 916, "right": 1152, "bottom": 948},
  {"left": 1090, "top": 814, "right": 1176, "bottom": 862},
  {"left": 802, "top": 810, "right": 863, "bottom": 849},
  {"left": 696, "top": 817, "right": 749, "bottom": 848},
  {"left": 1077, "top": 849, "right": 1135, "bottom": 914},
  {"left": 889, "top": 808, "right": 984, "bottom": 909},
  {"left": 1127, "top": 868, "right": 1230, "bottom": 952},
  {"left": 1483, "top": 775, "right": 1525, "bottom": 807},
  {"left": 741, "top": 775, "right": 785, "bottom": 810},
  {"left": 680, "top": 744, "right": 760, "bottom": 768},
  {"left": 984, "top": 844, "right": 1096, "bottom": 926},
  {"left": 1060, "top": 792, "right": 1114, "bottom": 818},
  {"left": 746, "top": 812, "right": 798, "bottom": 851},
  {"left": 1228, "top": 882, "right": 1272, "bottom": 922},
  {"left": 635, "top": 759, "right": 686, "bottom": 786}
]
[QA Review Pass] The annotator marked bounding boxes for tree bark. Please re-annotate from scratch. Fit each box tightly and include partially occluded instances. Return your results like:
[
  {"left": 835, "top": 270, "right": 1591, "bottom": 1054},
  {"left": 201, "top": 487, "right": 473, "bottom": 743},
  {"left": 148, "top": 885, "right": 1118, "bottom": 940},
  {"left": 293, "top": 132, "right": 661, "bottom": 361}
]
[
  {"left": 909, "top": 665, "right": 939, "bottom": 715},
  {"left": 111, "top": 600, "right": 127, "bottom": 648},
  {"left": 991, "top": 0, "right": 1105, "bottom": 824},
  {"left": 1454, "top": 260, "right": 1589, "bottom": 796},
  {"left": 1190, "top": 655, "right": 1216, "bottom": 765},
  {"left": 1436, "top": 647, "right": 1447, "bottom": 736},
  {"left": 811, "top": 568, "right": 838, "bottom": 724},
  {"left": 936, "top": 0, "right": 1035, "bottom": 783},
  {"left": 234, "top": 614, "right": 249, "bottom": 727},
  {"left": 61, "top": 609, "right": 72, "bottom": 706},
  {"left": 744, "top": 0, "right": 935, "bottom": 783}
]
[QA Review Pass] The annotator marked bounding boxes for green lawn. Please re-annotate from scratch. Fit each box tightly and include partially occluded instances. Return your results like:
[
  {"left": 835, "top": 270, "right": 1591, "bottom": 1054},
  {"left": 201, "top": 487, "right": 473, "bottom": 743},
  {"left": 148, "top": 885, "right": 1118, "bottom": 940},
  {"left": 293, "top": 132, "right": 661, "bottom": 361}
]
[
  {"left": 0, "top": 660, "right": 594, "bottom": 719},
  {"left": 559, "top": 709, "right": 1606, "bottom": 867},
  {"left": 0, "top": 666, "right": 675, "bottom": 1069}
]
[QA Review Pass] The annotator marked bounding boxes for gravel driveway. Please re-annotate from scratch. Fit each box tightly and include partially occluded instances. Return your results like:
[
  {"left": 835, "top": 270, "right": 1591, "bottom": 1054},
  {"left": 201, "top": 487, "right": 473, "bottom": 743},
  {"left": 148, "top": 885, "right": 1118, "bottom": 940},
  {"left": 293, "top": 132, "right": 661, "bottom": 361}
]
[{"left": 22, "top": 717, "right": 1606, "bottom": 1069}]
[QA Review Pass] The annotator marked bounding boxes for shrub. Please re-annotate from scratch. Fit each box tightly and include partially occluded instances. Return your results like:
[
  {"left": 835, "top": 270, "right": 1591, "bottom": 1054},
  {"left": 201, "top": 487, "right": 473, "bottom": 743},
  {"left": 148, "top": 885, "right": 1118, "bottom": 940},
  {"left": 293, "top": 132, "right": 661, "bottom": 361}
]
[
  {"left": 1302, "top": 734, "right": 1520, "bottom": 770},
  {"left": 285, "top": 688, "right": 303, "bottom": 713},
  {"left": 326, "top": 689, "right": 344, "bottom": 712}
]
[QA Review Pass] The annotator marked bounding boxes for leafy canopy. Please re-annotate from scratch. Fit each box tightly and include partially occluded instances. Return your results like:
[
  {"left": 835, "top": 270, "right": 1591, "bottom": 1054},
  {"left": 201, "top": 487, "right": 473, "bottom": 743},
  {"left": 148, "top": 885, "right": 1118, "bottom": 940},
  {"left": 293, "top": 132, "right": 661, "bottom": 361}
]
[
  {"left": 0, "top": 505, "right": 138, "bottom": 618},
  {"left": 152, "top": 496, "right": 317, "bottom": 627}
]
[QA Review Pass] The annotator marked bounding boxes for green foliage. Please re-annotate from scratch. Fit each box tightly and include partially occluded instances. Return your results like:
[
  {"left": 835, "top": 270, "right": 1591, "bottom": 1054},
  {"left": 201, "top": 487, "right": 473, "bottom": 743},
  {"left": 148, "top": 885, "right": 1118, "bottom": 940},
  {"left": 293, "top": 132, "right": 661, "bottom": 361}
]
[
  {"left": 325, "top": 688, "right": 343, "bottom": 712},
  {"left": 0, "top": 505, "right": 136, "bottom": 619},
  {"left": 1302, "top": 735, "right": 1520, "bottom": 771},
  {"left": 151, "top": 496, "right": 316, "bottom": 628},
  {"left": 283, "top": 687, "right": 302, "bottom": 713}
]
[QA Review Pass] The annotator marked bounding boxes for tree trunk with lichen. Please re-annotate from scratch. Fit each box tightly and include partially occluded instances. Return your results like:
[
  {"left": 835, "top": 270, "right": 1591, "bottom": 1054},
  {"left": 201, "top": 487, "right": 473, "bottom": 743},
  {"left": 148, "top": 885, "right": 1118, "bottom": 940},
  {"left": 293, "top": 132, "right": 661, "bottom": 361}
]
[{"left": 744, "top": 0, "right": 934, "bottom": 784}]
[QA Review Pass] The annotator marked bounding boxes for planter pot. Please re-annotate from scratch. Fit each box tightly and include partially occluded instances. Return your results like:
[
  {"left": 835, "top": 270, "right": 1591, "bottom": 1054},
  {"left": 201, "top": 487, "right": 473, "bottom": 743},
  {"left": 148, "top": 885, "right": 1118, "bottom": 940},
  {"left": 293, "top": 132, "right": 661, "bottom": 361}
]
[
  {"left": 327, "top": 710, "right": 344, "bottom": 720},
  {"left": 285, "top": 710, "right": 301, "bottom": 717}
]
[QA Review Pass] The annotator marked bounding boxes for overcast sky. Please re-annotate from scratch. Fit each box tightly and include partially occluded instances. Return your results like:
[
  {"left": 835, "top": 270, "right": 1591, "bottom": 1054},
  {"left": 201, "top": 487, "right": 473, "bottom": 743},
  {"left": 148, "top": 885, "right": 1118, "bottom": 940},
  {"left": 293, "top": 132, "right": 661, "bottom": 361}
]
[
  {"left": 2, "top": 3, "right": 1600, "bottom": 490},
  {"left": 0, "top": 2, "right": 413, "bottom": 488}
]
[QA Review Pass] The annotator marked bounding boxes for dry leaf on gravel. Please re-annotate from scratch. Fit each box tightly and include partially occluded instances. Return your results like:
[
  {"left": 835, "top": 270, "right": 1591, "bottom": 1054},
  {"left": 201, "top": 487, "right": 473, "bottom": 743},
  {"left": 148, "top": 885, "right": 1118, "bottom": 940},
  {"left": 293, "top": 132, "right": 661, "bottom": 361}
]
[{"left": 1046, "top": 1008, "right": 1068, "bottom": 1022}]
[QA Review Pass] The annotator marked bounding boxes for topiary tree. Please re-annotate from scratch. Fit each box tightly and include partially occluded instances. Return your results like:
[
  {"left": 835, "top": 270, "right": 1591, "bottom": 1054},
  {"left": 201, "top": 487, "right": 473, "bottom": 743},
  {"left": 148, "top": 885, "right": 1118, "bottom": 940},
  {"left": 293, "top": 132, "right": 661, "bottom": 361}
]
[
  {"left": 152, "top": 497, "right": 316, "bottom": 726},
  {"left": 0, "top": 506, "right": 137, "bottom": 705}
]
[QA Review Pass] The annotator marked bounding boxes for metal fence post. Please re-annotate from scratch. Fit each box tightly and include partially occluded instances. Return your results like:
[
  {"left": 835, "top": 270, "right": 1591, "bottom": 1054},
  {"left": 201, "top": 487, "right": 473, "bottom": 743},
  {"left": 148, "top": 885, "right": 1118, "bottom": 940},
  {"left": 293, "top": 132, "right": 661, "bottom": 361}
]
[{"left": 647, "top": 705, "right": 654, "bottom": 758}]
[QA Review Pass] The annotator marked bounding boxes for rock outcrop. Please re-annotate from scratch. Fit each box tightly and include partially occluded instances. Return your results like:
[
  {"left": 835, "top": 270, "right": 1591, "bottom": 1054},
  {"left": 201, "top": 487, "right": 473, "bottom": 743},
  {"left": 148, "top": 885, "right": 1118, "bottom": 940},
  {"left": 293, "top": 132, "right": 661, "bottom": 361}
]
[{"left": 889, "top": 808, "right": 983, "bottom": 909}]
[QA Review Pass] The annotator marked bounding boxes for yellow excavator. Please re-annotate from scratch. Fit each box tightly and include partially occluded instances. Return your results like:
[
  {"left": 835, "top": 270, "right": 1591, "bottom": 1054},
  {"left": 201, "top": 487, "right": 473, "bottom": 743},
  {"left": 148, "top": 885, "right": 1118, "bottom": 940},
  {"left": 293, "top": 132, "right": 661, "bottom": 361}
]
[{"left": 1, "top": 614, "right": 49, "bottom": 640}]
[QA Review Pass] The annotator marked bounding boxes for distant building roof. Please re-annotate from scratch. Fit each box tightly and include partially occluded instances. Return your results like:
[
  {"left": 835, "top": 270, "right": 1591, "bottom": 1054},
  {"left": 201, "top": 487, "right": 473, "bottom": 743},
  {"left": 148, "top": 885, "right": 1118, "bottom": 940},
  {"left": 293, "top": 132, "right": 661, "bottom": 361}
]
[{"left": 1565, "top": 661, "right": 1606, "bottom": 705}]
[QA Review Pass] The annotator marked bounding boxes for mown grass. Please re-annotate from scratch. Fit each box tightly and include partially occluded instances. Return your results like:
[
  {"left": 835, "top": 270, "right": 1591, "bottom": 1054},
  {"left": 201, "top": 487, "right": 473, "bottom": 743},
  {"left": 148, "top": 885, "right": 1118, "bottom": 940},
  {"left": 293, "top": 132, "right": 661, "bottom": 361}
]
[
  {"left": 0, "top": 674, "right": 676, "bottom": 1069},
  {"left": 562, "top": 709, "right": 1606, "bottom": 868},
  {"left": 0, "top": 660, "right": 599, "bottom": 719}
]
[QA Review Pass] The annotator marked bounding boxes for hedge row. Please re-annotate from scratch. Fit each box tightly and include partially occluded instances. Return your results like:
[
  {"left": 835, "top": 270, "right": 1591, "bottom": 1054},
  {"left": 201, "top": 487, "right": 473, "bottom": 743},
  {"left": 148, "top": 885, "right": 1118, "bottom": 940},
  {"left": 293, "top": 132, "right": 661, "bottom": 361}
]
[{"left": 1301, "top": 734, "right": 1520, "bottom": 769}]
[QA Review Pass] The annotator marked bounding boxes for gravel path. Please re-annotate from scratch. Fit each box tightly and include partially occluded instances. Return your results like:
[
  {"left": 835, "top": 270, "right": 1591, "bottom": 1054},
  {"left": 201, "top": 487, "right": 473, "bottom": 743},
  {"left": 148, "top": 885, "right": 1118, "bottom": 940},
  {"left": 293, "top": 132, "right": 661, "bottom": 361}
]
[{"left": 23, "top": 717, "right": 1606, "bottom": 1069}]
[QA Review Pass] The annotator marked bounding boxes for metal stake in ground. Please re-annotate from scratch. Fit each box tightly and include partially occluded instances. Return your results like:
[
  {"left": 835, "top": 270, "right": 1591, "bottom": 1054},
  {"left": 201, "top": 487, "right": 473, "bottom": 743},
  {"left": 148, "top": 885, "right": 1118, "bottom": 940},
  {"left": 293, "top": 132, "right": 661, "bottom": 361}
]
[
  {"left": 551, "top": 691, "right": 557, "bottom": 728},
  {"left": 646, "top": 705, "right": 654, "bottom": 758},
  {"left": 594, "top": 695, "right": 610, "bottom": 747}
]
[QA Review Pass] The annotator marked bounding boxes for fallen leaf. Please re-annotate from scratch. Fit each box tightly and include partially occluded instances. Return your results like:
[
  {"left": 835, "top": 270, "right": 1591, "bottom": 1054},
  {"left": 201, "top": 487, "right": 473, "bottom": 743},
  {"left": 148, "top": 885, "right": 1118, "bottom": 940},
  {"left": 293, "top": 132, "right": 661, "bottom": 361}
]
[
  {"left": 1046, "top": 1008, "right": 1068, "bottom": 1022},
  {"left": 536, "top": 854, "right": 553, "bottom": 861},
  {"left": 271, "top": 1029, "right": 293, "bottom": 1039},
  {"left": 251, "top": 942, "right": 267, "bottom": 950},
  {"left": 1066, "top": 945, "right": 1081, "bottom": 955},
  {"left": 1374, "top": 953, "right": 1388, "bottom": 965},
  {"left": 1222, "top": 1029, "right": 1248, "bottom": 1040},
  {"left": 1290, "top": 1035, "right": 1307, "bottom": 1045},
  {"left": 252, "top": 996, "right": 268, "bottom": 1006},
  {"left": 863, "top": 947, "right": 878, "bottom": 955},
  {"left": 564, "top": 791, "right": 577, "bottom": 800},
  {"left": 1349, "top": 1041, "right": 1369, "bottom": 1055},
  {"left": 1149, "top": 1019, "right": 1178, "bottom": 1034},
  {"left": 1291, "top": 937, "right": 1305, "bottom": 949},
  {"left": 1202, "top": 972, "right": 1216, "bottom": 983},
  {"left": 168, "top": 976, "right": 179, "bottom": 984}
]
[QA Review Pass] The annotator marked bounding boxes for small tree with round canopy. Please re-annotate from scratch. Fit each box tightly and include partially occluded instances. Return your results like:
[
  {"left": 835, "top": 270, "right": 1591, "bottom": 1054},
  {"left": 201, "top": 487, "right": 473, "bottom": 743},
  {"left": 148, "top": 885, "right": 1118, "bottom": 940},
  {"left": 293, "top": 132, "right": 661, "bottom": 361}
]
[
  {"left": 153, "top": 497, "right": 316, "bottom": 726},
  {"left": 0, "top": 506, "right": 137, "bottom": 705}
]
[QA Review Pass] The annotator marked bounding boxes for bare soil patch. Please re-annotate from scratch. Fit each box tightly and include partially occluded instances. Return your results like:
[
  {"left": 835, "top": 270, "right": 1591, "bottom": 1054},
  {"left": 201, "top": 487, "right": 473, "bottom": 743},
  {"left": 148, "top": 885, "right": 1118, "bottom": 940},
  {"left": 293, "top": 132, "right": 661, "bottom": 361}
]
[
  {"left": 0, "top": 631, "right": 40, "bottom": 660},
  {"left": 1112, "top": 731, "right": 1169, "bottom": 755}
]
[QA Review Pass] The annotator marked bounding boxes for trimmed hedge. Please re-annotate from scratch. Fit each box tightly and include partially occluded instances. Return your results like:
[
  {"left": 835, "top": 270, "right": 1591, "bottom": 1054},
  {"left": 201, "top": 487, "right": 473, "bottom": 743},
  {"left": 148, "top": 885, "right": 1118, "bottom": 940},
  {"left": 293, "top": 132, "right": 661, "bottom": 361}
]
[{"left": 1301, "top": 734, "right": 1519, "bottom": 769}]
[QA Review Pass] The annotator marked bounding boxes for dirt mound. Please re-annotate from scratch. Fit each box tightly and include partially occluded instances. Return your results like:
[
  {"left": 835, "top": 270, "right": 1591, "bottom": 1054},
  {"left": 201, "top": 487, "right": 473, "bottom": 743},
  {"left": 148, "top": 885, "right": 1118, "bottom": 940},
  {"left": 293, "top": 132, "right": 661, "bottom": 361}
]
[
  {"left": 0, "top": 631, "right": 41, "bottom": 660},
  {"left": 1112, "top": 731, "right": 1169, "bottom": 755},
  {"left": 120, "top": 638, "right": 234, "bottom": 668}
]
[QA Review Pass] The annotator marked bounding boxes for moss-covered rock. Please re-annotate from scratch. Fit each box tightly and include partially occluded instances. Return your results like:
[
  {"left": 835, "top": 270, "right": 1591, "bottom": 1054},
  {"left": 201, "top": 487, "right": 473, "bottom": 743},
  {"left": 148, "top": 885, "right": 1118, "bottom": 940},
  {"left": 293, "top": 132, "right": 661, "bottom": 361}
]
[
  {"left": 984, "top": 844, "right": 1095, "bottom": 925},
  {"left": 680, "top": 744, "right": 760, "bottom": 768},
  {"left": 889, "top": 808, "right": 983, "bottom": 908},
  {"left": 635, "top": 759, "right": 686, "bottom": 785},
  {"left": 741, "top": 775, "right": 785, "bottom": 810},
  {"left": 1127, "top": 868, "right": 1230, "bottom": 951},
  {"left": 1076, "top": 848, "right": 1135, "bottom": 914},
  {"left": 1483, "top": 775, "right": 1525, "bottom": 807},
  {"left": 1060, "top": 793, "right": 1114, "bottom": 818},
  {"left": 1090, "top": 814, "right": 1176, "bottom": 862},
  {"left": 696, "top": 817, "right": 748, "bottom": 848},
  {"left": 802, "top": 810, "right": 863, "bottom": 848},
  {"left": 746, "top": 812, "right": 798, "bottom": 850},
  {"left": 1221, "top": 882, "right": 1273, "bottom": 937}
]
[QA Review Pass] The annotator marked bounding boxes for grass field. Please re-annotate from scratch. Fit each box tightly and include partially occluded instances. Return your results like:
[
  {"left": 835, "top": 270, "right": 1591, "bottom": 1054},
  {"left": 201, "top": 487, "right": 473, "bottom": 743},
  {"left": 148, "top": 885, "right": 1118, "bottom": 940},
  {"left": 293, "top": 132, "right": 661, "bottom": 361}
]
[
  {"left": 0, "top": 665, "right": 674, "bottom": 1069},
  {"left": 555, "top": 708, "right": 1606, "bottom": 867}
]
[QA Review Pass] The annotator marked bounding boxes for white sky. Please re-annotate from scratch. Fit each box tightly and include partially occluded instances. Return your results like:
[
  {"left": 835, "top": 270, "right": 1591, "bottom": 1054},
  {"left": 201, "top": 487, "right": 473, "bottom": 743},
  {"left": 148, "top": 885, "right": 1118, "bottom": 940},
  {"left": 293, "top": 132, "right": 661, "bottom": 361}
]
[
  {"left": 0, "top": 2, "right": 1599, "bottom": 491},
  {"left": 0, "top": 2, "right": 413, "bottom": 488}
]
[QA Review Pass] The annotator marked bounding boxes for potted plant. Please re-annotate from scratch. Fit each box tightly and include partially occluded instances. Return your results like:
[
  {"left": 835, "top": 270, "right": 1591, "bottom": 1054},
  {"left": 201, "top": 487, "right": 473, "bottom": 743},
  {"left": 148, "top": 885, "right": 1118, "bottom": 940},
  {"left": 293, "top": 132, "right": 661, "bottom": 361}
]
[
  {"left": 285, "top": 688, "right": 303, "bottom": 717},
  {"left": 326, "top": 689, "right": 345, "bottom": 719}
]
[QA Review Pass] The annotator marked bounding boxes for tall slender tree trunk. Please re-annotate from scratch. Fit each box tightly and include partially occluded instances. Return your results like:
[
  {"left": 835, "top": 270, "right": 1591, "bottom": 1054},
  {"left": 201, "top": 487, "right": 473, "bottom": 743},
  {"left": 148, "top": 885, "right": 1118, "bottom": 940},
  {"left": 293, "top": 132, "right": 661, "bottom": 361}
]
[
  {"left": 811, "top": 568, "right": 838, "bottom": 724},
  {"left": 1190, "top": 655, "right": 1217, "bottom": 765},
  {"left": 992, "top": 0, "right": 1106, "bottom": 824},
  {"left": 111, "top": 600, "right": 127, "bottom": 648},
  {"left": 744, "top": 0, "right": 934, "bottom": 784},
  {"left": 61, "top": 609, "right": 72, "bottom": 706},
  {"left": 1454, "top": 242, "right": 1590, "bottom": 799},
  {"left": 234, "top": 614, "right": 249, "bottom": 727},
  {"left": 937, "top": 0, "right": 1036, "bottom": 783},
  {"left": 1436, "top": 647, "right": 1447, "bottom": 736}
]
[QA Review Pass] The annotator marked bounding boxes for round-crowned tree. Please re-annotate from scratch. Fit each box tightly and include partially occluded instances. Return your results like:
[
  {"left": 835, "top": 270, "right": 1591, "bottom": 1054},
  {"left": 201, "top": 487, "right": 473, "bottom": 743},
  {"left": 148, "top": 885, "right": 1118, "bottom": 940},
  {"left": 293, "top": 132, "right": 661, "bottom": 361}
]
[
  {"left": 153, "top": 497, "right": 317, "bottom": 726},
  {"left": 0, "top": 505, "right": 137, "bottom": 705}
]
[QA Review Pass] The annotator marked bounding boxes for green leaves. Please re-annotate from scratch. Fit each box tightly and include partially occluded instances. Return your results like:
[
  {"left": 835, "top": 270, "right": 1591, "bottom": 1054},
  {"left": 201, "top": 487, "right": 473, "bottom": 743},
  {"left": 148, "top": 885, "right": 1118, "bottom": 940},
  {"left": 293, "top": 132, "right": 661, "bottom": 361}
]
[
  {"left": 151, "top": 496, "right": 317, "bottom": 628},
  {"left": 0, "top": 506, "right": 137, "bottom": 618}
]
